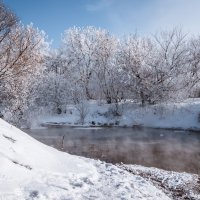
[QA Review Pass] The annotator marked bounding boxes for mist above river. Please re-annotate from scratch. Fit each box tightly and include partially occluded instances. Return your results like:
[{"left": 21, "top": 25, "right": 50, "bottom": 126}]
[{"left": 24, "top": 127, "right": 200, "bottom": 174}]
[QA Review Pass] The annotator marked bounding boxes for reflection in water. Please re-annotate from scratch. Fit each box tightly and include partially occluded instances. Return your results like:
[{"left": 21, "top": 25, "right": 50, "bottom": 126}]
[{"left": 24, "top": 127, "right": 200, "bottom": 174}]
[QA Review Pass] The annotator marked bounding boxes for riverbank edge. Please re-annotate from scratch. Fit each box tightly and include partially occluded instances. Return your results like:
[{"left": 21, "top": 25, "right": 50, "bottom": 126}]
[
  {"left": 118, "top": 164, "right": 200, "bottom": 200},
  {"left": 39, "top": 122, "right": 200, "bottom": 132},
  {"left": 28, "top": 99, "right": 200, "bottom": 131}
]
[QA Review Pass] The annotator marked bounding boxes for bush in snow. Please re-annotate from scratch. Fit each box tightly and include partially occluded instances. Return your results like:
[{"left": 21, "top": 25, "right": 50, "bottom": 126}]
[{"left": 75, "top": 101, "right": 89, "bottom": 125}]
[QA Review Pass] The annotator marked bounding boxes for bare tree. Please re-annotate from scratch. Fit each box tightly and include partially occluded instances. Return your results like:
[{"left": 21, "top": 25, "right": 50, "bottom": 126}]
[
  {"left": 62, "top": 27, "right": 106, "bottom": 100},
  {"left": 150, "top": 28, "right": 189, "bottom": 102},
  {"left": 93, "top": 30, "right": 124, "bottom": 104},
  {"left": 118, "top": 34, "right": 154, "bottom": 105},
  {"left": 118, "top": 29, "right": 189, "bottom": 105},
  {"left": 186, "top": 36, "right": 200, "bottom": 97},
  {"left": 0, "top": 20, "right": 49, "bottom": 125},
  {"left": 0, "top": 1, "right": 17, "bottom": 43},
  {"left": 75, "top": 101, "right": 89, "bottom": 125},
  {"left": 0, "top": 24, "right": 46, "bottom": 81}
]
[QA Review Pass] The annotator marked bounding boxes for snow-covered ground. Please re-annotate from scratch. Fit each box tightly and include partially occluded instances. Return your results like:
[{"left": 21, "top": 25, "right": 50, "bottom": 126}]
[
  {"left": 0, "top": 118, "right": 172, "bottom": 200},
  {"left": 38, "top": 99, "right": 200, "bottom": 131},
  {"left": 119, "top": 165, "right": 200, "bottom": 200}
]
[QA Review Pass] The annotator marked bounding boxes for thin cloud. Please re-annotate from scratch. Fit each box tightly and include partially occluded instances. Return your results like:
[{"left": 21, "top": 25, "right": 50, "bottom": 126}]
[
  {"left": 86, "top": 0, "right": 113, "bottom": 11},
  {"left": 98, "top": 0, "right": 200, "bottom": 37}
]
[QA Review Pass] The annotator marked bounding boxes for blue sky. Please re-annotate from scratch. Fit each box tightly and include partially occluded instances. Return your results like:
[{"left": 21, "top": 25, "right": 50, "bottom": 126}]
[{"left": 3, "top": 0, "right": 200, "bottom": 47}]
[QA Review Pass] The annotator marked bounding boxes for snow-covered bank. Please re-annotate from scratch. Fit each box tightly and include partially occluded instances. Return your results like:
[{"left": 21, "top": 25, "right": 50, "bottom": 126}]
[
  {"left": 0, "top": 119, "right": 170, "bottom": 200},
  {"left": 119, "top": 165, "right": 200, "bottom": 200},
  {"left": 38, "top": 99, "right": 200, "bottom": 131}
]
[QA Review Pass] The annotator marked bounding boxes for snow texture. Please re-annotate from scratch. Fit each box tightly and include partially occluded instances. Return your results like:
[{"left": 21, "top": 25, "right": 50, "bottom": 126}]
[{"left": 119, "top": 164, "right": 200, "bottom": 200}]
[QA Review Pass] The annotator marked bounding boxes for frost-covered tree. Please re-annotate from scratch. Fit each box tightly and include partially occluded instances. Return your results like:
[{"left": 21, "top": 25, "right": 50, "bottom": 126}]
[
  {"left": 34, "top": 50, "right": 71, "bottom": 114},
  {"left": 62, "top": 26, "right": 112, "bottom": 100},
  {"left": 150, "top": 28, "right": 189, "bottom": 102},
  {"left": 0, "top": 1, "right": 17, "bottom": 47},
  {"left": 118, "top": 34, "right": 155, "bottom": 105},
  {"left": 186, "top": 36, "right": 200, "bottom": 97},
  {"left": 61, "top": 26, "right": 125, "bottom": 104},
  {"left": 0, "top": 1, "right": 17, "bottom": 105},
  {"left": 0, "top": 22, "right": 49, "bottom": 126},
  {"left": 92, "top": 29, "right": 124, "bottom": 104},
  {"left": 118, "top": 29, "right": 190, "bottom": 105}
]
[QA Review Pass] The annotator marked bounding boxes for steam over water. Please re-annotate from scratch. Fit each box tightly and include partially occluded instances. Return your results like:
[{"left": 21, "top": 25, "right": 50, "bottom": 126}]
[{"left": 24, "top": 127, "right": 200, "bottom": 174}]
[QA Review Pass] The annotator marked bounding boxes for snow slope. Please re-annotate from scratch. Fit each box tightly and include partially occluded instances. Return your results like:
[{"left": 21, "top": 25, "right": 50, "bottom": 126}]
[
  {"left": 0, "top": 119, "right": 170, "bottom": 200},
  {"left": 39, "top": 99, "right": 200, "bottom": 130}
]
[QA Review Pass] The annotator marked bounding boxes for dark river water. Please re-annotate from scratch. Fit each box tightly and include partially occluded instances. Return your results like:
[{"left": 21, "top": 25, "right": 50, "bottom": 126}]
[{"left": 23, "top": 127, "right": 200, "bottom": 174}]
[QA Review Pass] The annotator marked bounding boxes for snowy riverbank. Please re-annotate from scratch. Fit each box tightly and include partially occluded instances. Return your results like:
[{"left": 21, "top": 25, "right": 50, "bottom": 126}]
[
  {"left": 0, "top": 118, "right": 174, "bottom": 200},
  {"left": 119, "top": 165, "right": 200, "bottom": 200},
  {"left": 1, "top": 119, "right": 200, "bottom": 199},
  {"left": 36, "top": 99, "right": 200, "bottom": 131}
]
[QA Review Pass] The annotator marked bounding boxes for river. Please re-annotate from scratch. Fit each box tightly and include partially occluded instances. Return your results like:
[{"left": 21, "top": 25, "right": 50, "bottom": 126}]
[{"left": 24, "top": 127, "right": 200, "bottom": 174}]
